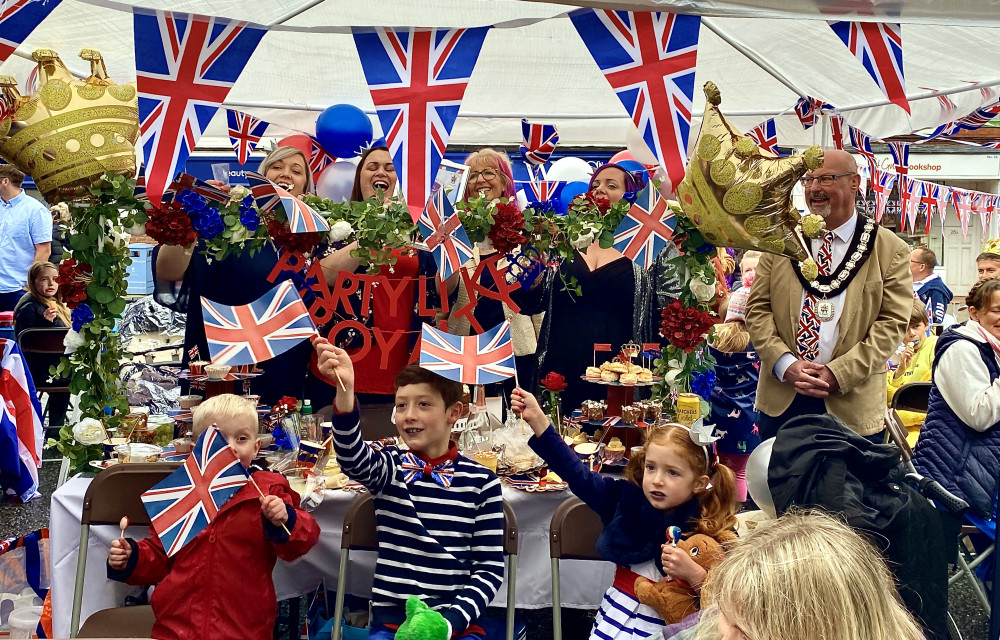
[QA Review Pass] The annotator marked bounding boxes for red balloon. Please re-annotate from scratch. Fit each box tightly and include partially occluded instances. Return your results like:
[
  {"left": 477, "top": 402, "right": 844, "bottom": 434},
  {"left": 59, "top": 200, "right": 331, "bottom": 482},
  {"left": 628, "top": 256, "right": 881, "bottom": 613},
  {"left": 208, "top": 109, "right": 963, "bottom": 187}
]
[
  {"left": 277, "top": 134, "right": 313, "bottom": 159},
  {"left": 609, "top": 149, "right": 636, "bottom": 164}
]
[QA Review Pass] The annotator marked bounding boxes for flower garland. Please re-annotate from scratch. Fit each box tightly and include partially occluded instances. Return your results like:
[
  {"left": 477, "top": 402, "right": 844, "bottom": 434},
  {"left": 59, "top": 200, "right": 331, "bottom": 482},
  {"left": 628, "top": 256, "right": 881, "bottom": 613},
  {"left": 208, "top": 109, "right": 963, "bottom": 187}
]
[{"left": 304, "top": 194, "right": 418, "bottom": 273}]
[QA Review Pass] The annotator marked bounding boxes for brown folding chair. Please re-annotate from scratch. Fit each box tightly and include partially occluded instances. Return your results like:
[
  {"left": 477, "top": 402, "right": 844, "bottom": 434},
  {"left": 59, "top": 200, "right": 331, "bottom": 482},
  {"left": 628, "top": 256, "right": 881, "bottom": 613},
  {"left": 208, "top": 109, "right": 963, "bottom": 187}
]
[
  {"left": 16, "top": 326, "right": 70, "bottom": 420},
  {"left": 76, "top": 604, "right": 155, "bottom": 638},
  {"left": 69, "top": 463, "right": 181, "bottom": 638},
  {"left": 884, "top": 408, "right": 917, "bottom": 473},
  {"left": 330, "top": 494, "right": 519, "bottom": 640},
  {"left": 891, "top": 381, "right": 932, "bottom": 414},
  {"left": 549, "top": 496, "right": 604, "bottom": 640}
]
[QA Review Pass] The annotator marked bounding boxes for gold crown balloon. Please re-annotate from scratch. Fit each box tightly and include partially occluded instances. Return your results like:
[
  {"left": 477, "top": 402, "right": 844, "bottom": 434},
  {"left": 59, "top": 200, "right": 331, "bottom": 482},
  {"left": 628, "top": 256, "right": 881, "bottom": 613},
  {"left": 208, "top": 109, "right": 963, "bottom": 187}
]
[
  {"left": 675, "top": 82, "right": 824, "bottom": 263},
  {"left": 0, "top": 49, "right": 139, "bottom": 203}
]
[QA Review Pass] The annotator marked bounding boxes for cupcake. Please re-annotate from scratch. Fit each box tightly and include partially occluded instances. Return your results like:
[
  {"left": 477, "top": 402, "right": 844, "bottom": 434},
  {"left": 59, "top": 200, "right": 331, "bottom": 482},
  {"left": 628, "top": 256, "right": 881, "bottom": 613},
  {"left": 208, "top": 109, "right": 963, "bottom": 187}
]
[
  {"left": 188, "top": 360, "right": 209, "bottom": 375},
  {"left": 585, "top": 366, "right": 602, "bottom": 378},
  {"left": 205, "top": 364, "right": 232, "bottom": 380},
  {"left": 601, "top": 370, "right": 619, "bottom": 383},
  {"left": 605, "top": 437, "right": 626, "bottom": 463},
  {"left": 620, "top": 372, "right": 639, "bottom": 385}
]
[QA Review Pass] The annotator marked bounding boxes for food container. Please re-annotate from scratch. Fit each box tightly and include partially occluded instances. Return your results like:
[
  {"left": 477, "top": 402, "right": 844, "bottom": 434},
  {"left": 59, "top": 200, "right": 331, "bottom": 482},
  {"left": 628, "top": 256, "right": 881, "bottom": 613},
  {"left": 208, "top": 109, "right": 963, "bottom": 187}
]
[
  {"left": 676, "top": 393, "right": 701, "bottom": 427},
  {"left": 297, "top": 440, "right": 324, "bottom": 468},
  {"left": 205, "top": 364, "right": 232, "bottom": 380},
  {"left": 621, "top": 404, "right": 641, "bottom": 425},
  {"left": 148, "top": 415, "right": 176, "bottom": 446},
  {"left": 605, "top": 437, "right": 626, "bottom": 463},
  {"left": 103, "top": 437, "right": 128, "bottom": 460},
  {"left": 178, "top": 395, "right": 203, "bottom": 409},
  {"left": 574, "top": 442, "right": 604, "bottom": 471},
  {"left": 115, "top": 443, "right": 163, "bottom": 463}
]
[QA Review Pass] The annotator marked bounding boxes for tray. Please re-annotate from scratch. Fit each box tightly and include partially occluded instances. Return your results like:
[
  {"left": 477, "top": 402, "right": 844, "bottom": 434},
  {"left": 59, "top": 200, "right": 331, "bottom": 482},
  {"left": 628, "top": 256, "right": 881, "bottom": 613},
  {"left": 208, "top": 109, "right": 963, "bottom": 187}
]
[{"left": 580, "top": 375, "right": 661, "bottom": 387}]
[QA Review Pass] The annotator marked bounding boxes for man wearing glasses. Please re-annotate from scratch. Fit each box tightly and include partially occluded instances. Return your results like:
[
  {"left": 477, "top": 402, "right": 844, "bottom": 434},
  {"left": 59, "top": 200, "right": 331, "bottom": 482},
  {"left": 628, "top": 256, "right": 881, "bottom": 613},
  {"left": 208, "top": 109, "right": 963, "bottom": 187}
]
[
  {"left": 0, "top": 165, "right": 51, "bottom": 312},
  {"left": 746, "top": 149, "right": 912, "bottom": 442}
]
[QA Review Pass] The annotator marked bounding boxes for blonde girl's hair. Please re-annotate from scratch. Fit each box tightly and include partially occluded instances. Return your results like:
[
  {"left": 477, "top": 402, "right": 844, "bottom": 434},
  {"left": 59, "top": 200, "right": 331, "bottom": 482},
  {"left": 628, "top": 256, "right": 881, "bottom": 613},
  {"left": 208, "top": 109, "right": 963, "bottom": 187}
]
[
  {"left": 711, "top": 321, "right": 750, "bottom": 353},
  {"left": 739, "top": 250, "right": 762, "bottom": 270},
  {"left": 625, "top": 422, "right": 738, "bottom": 538},
  {"left": 26, "top": 261, "right": 71, "bottom": 327},
  {"left": 192, "top": 393, "right": 259, "bottom": 437},
  {"left": 696, "top": 510, "right": 925, "bottom": 640},
  {"left": 259, "top": 146, "right": 315, "bottom": 195}
]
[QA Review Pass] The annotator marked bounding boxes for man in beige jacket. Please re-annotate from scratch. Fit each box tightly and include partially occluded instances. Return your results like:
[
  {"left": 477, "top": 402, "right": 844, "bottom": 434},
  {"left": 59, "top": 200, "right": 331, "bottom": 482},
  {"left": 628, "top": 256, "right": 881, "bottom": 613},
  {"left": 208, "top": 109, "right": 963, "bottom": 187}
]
[{"left": 746, "top": 149, "right": 912, "bottom": 440}]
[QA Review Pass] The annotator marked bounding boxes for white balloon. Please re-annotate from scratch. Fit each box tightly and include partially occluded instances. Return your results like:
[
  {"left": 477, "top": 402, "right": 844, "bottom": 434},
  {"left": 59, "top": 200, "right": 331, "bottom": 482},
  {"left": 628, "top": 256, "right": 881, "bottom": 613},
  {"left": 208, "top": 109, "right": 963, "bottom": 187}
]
[
  {"left": 625, "top": 125, "right": 659, "bottom": 166},
  {"left": 745, "top": 437, "right": 776, "bottom": 518},
  {"left": 315, "top": 160, "right": 357, "bottom": 202},
  {"left": 546, "top": 156, "right": 594, "bottom": 183}
]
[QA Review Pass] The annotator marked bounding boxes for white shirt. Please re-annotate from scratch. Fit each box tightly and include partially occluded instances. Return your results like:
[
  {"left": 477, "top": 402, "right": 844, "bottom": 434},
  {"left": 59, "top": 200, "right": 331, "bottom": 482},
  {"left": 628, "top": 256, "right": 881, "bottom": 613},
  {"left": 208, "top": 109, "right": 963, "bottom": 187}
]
[
  {"left": 935, "top": 321, "right": 1000, "bottom": 431},
  {"left": 774, "top": 211, "right": 858, "bottom": 380}
]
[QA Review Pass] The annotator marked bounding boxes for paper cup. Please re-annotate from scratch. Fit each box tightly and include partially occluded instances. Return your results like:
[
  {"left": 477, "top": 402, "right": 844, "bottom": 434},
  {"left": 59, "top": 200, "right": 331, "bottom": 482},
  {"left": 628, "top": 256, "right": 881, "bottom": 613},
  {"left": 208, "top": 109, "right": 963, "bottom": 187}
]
[
  {"left": 629, "top": 445, "right": 645, "bottom": 460},
  {"left": 297, "top": 440, "right": 324, "bottom": 468},
  {"left": 473, "top": 450, "right": 499, "bottom": 473},
  {"left": 103, "top": 437, "right": 128, "bottom": 460}
]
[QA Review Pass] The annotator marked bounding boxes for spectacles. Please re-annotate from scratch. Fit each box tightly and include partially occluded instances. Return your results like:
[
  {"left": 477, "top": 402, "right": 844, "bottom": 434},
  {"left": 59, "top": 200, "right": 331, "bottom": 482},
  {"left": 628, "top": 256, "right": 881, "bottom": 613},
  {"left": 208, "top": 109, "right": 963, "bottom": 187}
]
[
  {"left": 799, "top": 172, "right": 853, "bottom": 187},
  {"left": 468, "top": 169, "right": 498, "bottom": 181}
]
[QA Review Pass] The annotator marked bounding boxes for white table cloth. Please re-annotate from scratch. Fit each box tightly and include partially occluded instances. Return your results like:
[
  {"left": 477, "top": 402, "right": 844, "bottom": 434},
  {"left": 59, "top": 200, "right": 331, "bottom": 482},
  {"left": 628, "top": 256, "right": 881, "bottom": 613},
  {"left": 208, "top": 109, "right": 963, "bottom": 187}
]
[{"left": 50, "top": 475, "right": 614, "bottom": 638}]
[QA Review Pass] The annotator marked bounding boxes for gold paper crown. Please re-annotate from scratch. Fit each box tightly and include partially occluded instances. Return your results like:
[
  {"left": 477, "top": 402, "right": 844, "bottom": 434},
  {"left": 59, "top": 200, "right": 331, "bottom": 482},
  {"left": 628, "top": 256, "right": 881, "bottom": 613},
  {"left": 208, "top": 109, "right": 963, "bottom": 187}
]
[
  {"left": 984, "top": 238, "right": 1000, "bottom": 254},
  {"left": 676, "top": 82, "right": 823, "bottom": 262},
  {"left": 0, "top": 49, "right": 139, "bottom": 203}
]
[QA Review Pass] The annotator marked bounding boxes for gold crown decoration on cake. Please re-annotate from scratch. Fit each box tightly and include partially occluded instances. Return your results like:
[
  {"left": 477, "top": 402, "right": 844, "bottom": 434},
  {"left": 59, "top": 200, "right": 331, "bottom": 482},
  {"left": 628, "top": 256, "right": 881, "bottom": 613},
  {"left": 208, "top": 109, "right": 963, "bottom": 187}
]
[
  {"left": 675, "top": 82, "right": 824, "bottom": 262},
  {"left": 0, "top": 49, "right": 139, "bottom": 203}
]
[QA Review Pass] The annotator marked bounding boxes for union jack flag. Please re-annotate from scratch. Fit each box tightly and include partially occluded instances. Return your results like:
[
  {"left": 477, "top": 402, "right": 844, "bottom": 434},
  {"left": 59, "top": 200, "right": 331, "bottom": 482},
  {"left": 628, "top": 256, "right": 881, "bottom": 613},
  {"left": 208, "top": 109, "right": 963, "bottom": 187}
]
[
  {"left": 308, "top": 137, "right": 336, "bottom": 176},
  {"left": 133, "top": 175, "right": 178, "bottom": 204},
  {"left": 141, "top": 426, "right": 249, "bottom": 556},
  {"left": 829, "top": 21, "right": 908, "bottom": 114},
  {"left": 829, "top": 113, "right": 845, "bottom": 150},
  {"left": 520, "top": 119, "right": 560, "bottom": 166},
  {"left": 419, "top": 320, "right": 516, "bottom": 385},
  {"left": 245, "top": 171, "right": 329, "bottom": 233},
  {"left": 172, "top": 173, "right": 229, "bottom": 203},
  {"left": 134, "top": 9, "right": 266, "bottom": 207},
  {"left": 353, "top": 26, "right": 490, "bottom": 216},
  {"left": 871, "top": 167, "right": 897, "bottom": 223},
  {"left": 952, "top": 188, "right": 974, "bottom": 238},
  {"left": 746, "top": 119, "right": 778, "bottom": 155},
  {"left": 417, "top": 187, "right": 473, "bottom": 280},
  {"left": 888, "top": 141, "right": 909, "bottom": 175},
  {"left": 226, "top": 109, "right": 269, "bottom": 165},
  {"left": 794, "top": 96, "right": 833, "bottom": 130},
  {"left": 202, "top": 280, "right": 317, "bottom": 366},
  {"left": 613, "top": 181, "right": 677, "bottom": 269},
  {"left": 0, "top": 0, "right": 62, "bottom": 65},
  {"left": 570, "top": 9, "right": 700, "bottom": 192},
  {"left": 847, "top": 126, "right": 877, "bottom": 175},
  {"left": 926, "top": 102, "right": 1000, "bottom": 140},
  {"left": 920, "top": 87, "right": 958, "bottom": 120},
  {"left": 515, "top": 180, "right": 565, "bottom": 204}
]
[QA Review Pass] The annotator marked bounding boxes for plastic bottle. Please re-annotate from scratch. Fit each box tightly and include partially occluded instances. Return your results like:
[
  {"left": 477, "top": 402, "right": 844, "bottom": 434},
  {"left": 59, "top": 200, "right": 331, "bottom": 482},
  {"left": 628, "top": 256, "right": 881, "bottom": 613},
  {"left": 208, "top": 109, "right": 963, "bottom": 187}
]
[{"left": 300, "top": 399, "right": 318, "bottom": 441}]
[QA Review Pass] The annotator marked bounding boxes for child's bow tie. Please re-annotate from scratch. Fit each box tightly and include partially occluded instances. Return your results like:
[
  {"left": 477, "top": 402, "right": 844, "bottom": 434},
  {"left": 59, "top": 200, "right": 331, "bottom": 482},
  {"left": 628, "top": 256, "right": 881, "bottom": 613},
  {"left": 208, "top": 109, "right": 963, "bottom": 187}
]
[{"left": 400, "top": 451, "right": 454, "bottom": 488}]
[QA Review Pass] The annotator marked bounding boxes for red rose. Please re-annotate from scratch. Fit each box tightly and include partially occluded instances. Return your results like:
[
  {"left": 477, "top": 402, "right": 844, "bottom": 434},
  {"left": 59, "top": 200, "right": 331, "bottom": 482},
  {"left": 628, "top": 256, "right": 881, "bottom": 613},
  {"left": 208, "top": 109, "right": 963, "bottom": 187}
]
[
  {"left": 540, "top": 371, "right": 568, "bottom": 392},
  {"left": 487, "top": 201, "right": 527, "bottom": 255},
  {"left": 146, "top": 202, "right": 198, "bottom": 247},
  {"left": 267, "top": 219, "right": 323, "bottom": 255},
  {"left": 584, "top": 192, "right": 611, "bottom": 215},
  {"left": 56, "top": 258, "right": 92, "bottom": 309},
  {"left": 660, "top": 300, "right": 714, "bottom": 352}
]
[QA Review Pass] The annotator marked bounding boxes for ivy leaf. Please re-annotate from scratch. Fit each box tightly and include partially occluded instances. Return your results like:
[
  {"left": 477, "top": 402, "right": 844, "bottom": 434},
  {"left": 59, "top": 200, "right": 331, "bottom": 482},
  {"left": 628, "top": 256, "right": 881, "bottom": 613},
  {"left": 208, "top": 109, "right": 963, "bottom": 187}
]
[{"left": 69, "top": 234, "right": 92, "bottom": 251}]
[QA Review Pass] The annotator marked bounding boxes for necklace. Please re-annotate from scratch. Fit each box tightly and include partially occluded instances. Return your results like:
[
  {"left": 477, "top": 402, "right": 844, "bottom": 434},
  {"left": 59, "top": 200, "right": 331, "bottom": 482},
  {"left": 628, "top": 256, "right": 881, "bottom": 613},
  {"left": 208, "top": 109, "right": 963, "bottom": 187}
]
[{"left": 792, "top": 215, "right": 876, "bottom": 300}]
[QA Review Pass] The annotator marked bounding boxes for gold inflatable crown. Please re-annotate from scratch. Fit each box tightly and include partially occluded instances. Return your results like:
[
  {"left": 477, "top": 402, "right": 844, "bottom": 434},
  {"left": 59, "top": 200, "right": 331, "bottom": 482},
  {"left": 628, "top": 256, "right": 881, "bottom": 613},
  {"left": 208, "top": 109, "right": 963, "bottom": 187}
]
[
  {"left": 0, "top": 49, "right": 139, "bottom": 203},
  {"left": 676, "top": 82, "right": 824, "bottom": 262}
]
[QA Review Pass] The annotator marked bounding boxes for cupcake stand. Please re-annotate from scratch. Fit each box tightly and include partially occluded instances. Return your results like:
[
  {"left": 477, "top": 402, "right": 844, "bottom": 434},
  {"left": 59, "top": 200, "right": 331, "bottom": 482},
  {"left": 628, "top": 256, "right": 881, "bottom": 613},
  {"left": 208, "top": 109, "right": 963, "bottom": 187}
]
[{"left": 575, "top": 376, "right": 662, "bottom": 459}]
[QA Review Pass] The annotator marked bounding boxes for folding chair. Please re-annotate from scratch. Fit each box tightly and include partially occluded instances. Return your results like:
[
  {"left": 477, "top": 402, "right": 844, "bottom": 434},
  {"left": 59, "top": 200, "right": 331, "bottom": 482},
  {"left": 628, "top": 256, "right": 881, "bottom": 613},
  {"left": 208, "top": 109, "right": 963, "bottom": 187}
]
[
  {"left": 331, "top": 494, "right": 519, "bottom": 640},
  {"left": 69, "top": 462, "right": 181, "bottom": 638},
  {"left": 77, "top": 604, "right": 156, "bottom": 638},
  {"left": 16, "top": 326, "right": 70, "bottom": 424},
  {"left": 549, "top": 497, "right": 603, "bottom": 640},
  {"left": 885, "top": 408, "right": 917, "bottom": 473},
  {"left": 891, "top": 381, "right": 933, "bottom": 414}
]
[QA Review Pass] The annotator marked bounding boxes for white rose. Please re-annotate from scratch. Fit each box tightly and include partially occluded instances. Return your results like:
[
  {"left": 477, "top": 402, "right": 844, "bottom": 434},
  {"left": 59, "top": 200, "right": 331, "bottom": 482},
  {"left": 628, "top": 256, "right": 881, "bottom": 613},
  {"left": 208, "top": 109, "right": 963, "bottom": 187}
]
[
  {"left": 571, "top": 224, "right": 601, "bottom": 250},
  {"left": 665, "top": 368, "right": 684, "bottom": 388},
  {"left": 64, "top": 329, "right": 85, "bottom": 354},
  {"left": 73, "top": 418, "right": 106, "bottom": 445},
  {"left": 689, "top": 277, "right": 716, "bottom": 302},
  {"left": 228, "top": 185, "right": 249, "bottom": 201},
  {"left": 328, "top": 220, "right": 353, "bottom": 243}
]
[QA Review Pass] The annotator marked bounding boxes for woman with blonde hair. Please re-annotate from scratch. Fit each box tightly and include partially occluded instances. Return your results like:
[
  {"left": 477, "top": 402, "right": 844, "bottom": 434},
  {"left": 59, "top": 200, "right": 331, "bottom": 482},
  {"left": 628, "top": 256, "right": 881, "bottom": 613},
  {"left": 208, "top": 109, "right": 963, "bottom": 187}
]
[{"left": 693, "top": 510, "right": 924, "bottom": 640}]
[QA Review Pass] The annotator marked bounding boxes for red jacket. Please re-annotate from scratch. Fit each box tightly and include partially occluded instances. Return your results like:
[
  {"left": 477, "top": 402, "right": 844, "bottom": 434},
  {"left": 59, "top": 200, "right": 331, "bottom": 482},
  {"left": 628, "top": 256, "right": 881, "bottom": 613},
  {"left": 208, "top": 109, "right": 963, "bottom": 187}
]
[{"left": 111, "top": 470, "right": 320, "bottom": 640}]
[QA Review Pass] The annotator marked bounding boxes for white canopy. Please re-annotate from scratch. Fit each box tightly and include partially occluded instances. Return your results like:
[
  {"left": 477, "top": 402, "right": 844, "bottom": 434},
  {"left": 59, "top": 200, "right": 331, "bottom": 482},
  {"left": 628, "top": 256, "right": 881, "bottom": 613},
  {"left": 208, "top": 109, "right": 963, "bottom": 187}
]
[{"left": 4, "top": 0, "right": 1000, "bottom": 153}]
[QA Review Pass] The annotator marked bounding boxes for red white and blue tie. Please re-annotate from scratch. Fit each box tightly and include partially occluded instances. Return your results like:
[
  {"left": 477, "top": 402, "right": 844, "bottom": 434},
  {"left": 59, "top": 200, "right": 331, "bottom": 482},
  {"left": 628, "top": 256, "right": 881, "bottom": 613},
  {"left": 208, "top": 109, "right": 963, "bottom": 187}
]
[{"left": 796, "top": 232, "right": 835, "bottom": 361}]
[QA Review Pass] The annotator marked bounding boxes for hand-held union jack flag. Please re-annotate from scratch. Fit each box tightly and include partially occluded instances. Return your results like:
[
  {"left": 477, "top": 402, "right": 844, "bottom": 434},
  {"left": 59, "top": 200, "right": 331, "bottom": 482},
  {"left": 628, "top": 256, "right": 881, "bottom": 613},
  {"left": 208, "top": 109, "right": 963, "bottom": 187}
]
[
  {"left": 417, "top": 188, "right": 473, "bottom": 280},
  {"left": 520, "top": 119, "right": 560, "bottom": 166},
  {"left": 134, "top": 9, "right": 266, "bottom": 207},
  {"left": 244, "top": 171, "right": 330, "bottom": 234},
  {"left": 746, "top": 119, "right": 778, "bottom": 155},
  {"left": 570, "top": 9, "right": 700, "bottom": 193},
  {"left": 353, "top": 26, "right": 490, "bottom": 215},
  {"left": 828, "top": 21, "right": 909, "bottom": 114},
  {"left": 613, "top": 181, "right": 677, "bottom": 269},
  {"left": 0, "top": 0, "right": 62, "bottom": 64},
  {"left": 420, "top": 321, "right": 516, "bottom": 385},
  {"left": 227, "top": 109, "right": 269, "bottom": 165},
  {"left": 141, "top": 426, "right": 249, "bottom": 556},
  {"left": 202, "top": 280, "right": 317, "bottom": 366}
]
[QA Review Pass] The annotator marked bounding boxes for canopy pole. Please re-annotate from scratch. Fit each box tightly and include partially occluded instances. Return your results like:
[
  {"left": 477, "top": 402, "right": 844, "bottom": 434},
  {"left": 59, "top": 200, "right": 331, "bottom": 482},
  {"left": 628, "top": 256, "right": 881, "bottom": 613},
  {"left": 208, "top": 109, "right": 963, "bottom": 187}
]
[
  {"left": 267, "top": 0, "right": 326, "bottom": 27},
  {"left": 701, "top": 18, "right": 808, "bottom": 100}
]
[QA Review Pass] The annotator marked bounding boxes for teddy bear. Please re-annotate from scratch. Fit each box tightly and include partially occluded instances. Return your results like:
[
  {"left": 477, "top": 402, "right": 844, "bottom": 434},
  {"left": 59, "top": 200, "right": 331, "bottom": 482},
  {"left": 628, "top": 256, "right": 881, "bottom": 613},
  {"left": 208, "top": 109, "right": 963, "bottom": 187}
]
[{"left": 633, "top": 532, "right": 735, "bottom": 624}]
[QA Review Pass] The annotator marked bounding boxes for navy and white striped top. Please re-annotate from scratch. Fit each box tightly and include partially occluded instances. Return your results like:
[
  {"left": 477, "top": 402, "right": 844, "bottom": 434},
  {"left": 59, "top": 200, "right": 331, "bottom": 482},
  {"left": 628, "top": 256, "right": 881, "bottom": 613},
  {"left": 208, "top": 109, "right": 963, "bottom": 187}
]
[{"left": 332, "top": 404, "right": 505, "bottom": 631}]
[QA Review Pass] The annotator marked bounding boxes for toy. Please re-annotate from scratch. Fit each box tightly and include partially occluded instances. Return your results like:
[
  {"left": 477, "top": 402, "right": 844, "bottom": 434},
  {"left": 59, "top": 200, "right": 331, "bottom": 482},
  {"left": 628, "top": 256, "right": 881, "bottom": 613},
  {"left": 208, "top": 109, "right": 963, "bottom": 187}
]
[
  {"left": 633, "top": 532, "right": 736, "bottom": 624},
  {"left": 394, "top": 596, "right": 449, "bottom": 640}
]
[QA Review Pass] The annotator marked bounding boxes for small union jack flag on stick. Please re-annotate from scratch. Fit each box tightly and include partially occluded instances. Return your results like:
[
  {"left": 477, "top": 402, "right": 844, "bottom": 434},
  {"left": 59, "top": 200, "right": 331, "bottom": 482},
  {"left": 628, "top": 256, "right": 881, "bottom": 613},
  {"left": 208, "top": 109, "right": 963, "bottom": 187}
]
[
  {"left": 141, "top": 426, "right": 250, "bottom": 556},
  {"left": 227, "top": 109, "right": 269, "bottom": 165},
  {"left": 419, "top": 321, "right": 516, "bottom": 385},
  {"left": 417, "top": 188, "right": 474, "bottom": 280},
  {"left": 202, "top": 280, "right": 317, "bottom": 366},
  {"left": 613, "top": 181, "right": 677, "bottom": 269},
  {"left": 244, "top": 171, "right": 329, "bottom": 234}
]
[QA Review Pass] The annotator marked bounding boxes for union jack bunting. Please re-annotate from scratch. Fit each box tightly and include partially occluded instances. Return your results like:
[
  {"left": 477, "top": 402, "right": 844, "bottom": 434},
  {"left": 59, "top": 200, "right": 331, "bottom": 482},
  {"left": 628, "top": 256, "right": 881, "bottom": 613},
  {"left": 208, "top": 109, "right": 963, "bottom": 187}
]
[
  {"left": 399, "top": 451, "right": 454, "bottom": 488},
  {"left": 353, "top": 26, "right": 490, "bottom": 215},
  {"left": 520, "top": 119, "right": 560, "bottom": 166},
  {"left": 226, "top": 109, "right": 269, "bottom": 165},
  {"left": 308, "top": 137, "right": 336, "bottom": 176},
  {"left": 924, "top": 182, "right": 951, "bottom": 233},
  {"left": 926, "top": 102, "right": 1000, "bottom": 140},
  {"left": 419, "top": 320, "right": 516, "bottom": 385},
  {"left": 244, "top": 171, "right": 329, "bottom": 233},
  {"left": 569, "top": 9, "right": 701, "bottom": 191},
  {"left": 898, "top": 176, "right": 922, "bottom": 233},
  {"left": 515, "top": 180, "right": 565, "bottom": 204},
  {"left": 0, "top": 0, "right": 62, "bottom": 65},
  {"left": 829, "top": 113, "right": 845, "bottom": 150},
  {"left": 142, "top": 426, "right": 249, "bottom": 556},
  {"left": 888, "top": 141, "right": 909, "bottom": 175},
  {"left": 921, "top": 88, "right": 958, "bottom": 120},
  {"left": 847, "top": 126, "right": 878, "bottom": 175},
  {"left": 746, "top": 119, "right": 778, "bottom": 155},
  {"left": 794, "top": 96, "right": 833, "bottom": 130},
  {"left": 870, "top": 167, "right": 897, "bottom": 223},
  {"left": 952, "top": 188, "right": 974, "bottom": 238},
  {"left": 828, "top": 21, "right": 908, "bottom": 114},
  {"left": 982, "top": 141, "right": 1000, "bottom": 150},
  {"left": 202, "top": 280, "right": 317, "bottom": 365},
  {"left": 134, "top": 9, "right": 266, "bottom": 207},
  {"left": 613, "top": 180, "right": 677, "bottom": 269},
  {"left": 417, "top": 187, "right": 474, "bottom": 280},
  {"left": 133, "top": 175, "right": 178, "bottom": 204}
]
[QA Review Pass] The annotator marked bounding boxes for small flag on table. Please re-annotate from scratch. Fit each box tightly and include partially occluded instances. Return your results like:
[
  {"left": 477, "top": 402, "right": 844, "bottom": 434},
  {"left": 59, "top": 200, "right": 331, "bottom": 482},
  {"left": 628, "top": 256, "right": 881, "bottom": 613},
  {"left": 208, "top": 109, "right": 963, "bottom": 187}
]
[
  {"left": 419, "top": 321, "right": 515, "bottom": 385},
  {"left": 613, "top": 181, "right": 677, "bottom": 269},
  {"left": 593, "top": 342, "right": 612, "bottom": 368},
  {"left": 141, "top": 426, "right": 249, "bottom": 556}
]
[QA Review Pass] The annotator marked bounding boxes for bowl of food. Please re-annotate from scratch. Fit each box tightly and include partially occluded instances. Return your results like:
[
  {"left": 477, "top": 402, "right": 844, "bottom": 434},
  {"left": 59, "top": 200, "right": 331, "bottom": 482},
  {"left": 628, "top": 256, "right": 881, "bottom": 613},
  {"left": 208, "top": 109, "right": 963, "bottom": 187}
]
[
  {"left": 178, "top": 395, "right": 203, "bottom": 409},
  {"left": 115, "top": 443, "right": 163, "bottom": 463}
]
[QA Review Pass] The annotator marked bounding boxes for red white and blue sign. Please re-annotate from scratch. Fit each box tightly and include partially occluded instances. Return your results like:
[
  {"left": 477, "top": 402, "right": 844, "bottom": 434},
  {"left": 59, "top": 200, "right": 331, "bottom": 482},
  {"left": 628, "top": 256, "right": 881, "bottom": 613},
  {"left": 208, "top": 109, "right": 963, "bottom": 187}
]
[{"left": 419, "top": 321, "right": 516, "bottom": 385}]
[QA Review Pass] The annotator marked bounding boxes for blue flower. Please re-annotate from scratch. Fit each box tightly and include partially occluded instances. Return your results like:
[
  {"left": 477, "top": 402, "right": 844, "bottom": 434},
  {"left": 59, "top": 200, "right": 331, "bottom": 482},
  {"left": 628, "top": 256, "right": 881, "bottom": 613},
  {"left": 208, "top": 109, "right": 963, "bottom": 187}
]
[
  {"left": 239, "top": 204, "right": 259, "bottom": 231},
  {"left": 691, "top": 370, "right": 716, "bottom": 400},
  {"left": 190, "top": 207, "right": 224, "bottom": 239},
  {"left": 71, "top": 303, "right": 94, "bottom": 332},
  {"left": 272, "top": 424, "right": 293, "bottom": 450}
]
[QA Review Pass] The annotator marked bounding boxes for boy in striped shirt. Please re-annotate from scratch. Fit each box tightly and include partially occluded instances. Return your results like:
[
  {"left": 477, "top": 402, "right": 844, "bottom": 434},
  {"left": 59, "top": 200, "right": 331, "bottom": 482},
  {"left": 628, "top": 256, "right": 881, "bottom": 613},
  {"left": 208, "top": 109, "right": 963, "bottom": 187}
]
[{"left": 316, "top": 341, "right": 504, "bottom": 639}]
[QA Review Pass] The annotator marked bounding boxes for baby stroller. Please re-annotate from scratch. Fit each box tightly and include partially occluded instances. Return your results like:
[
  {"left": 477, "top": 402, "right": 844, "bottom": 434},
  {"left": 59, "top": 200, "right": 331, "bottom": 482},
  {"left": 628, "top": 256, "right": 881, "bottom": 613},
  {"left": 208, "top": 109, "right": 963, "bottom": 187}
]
[{"left": 765, "top": 414, "right": 965, "bottom": 640}]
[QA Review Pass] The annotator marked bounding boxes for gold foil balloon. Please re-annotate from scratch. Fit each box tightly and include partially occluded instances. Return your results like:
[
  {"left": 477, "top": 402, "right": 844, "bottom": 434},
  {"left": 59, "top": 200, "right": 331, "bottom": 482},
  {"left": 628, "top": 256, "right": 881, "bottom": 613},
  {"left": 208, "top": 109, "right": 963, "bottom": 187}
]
[
  {"left": 676, "top": 82, "right": 824, "bottom": 262},
  {"left": 0, "top": 49, "right": 139, "bottom": 203}
]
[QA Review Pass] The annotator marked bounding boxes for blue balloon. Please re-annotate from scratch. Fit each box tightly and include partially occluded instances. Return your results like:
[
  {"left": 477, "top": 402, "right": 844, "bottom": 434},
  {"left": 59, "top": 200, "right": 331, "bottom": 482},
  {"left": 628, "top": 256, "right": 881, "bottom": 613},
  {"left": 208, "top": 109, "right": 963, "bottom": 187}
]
[
  {"left": 558, "top": 181, "right": 589, "bottom": 213},
  {"left": 315, "top": 104, "right": 373, "bottom": 159},
  {"left": 616, "top": 160, "right": 649, "bottom": 188}
]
